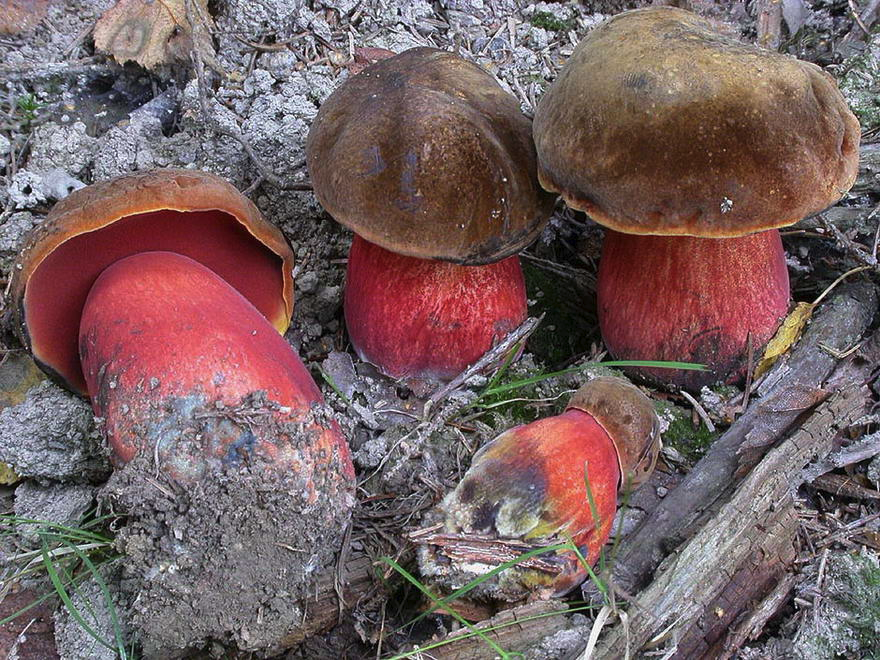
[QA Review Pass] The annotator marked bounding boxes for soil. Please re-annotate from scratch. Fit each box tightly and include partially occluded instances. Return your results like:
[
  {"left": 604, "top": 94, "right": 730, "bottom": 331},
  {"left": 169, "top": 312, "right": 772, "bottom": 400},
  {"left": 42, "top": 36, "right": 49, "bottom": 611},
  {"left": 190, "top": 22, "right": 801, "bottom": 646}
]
[{"left": 0, "top": 0, "right": 878, "bottom": 659}]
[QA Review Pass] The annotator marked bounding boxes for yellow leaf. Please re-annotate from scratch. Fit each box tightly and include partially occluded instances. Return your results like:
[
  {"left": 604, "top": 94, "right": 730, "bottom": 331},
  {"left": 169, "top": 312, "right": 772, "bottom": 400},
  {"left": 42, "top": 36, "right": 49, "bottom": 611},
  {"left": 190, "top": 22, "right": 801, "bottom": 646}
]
[
  {"left": 754, "top": 302, "right": 814, "bottom": 379},
  {"left": 93, "top": 0, "right": 217, "bottom": 70},
  {"left": 0, "top": 462, "right": 19, "bottom": 485}
]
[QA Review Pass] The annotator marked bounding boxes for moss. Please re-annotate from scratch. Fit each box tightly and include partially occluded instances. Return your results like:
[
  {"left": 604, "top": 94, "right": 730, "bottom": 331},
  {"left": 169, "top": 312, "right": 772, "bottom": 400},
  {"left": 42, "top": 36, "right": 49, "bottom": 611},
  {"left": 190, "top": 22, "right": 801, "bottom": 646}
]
[
  {"left": 793, "top": 551, "right": 880, "bottom": 659},
  {"left": 839, "top": 41, "right": 880, "bottom": 133},
  {"left": 530, "top": 11, "right": 575, "bottom": 33},
  {"left": 522, "top": 260, "right": 596, "bottom": 366},
  {"left": 654, "top": 400, "right": 717, "bottom": 462}
]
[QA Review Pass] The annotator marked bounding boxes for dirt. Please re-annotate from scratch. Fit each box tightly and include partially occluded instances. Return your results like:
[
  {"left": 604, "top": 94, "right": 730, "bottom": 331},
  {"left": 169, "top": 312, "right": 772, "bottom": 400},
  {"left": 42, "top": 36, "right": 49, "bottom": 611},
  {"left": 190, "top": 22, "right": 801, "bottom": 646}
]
[
  {"left": 103, "top": 447, "right": 350, "bottom": 658},
  {"left": 0, "top": 0, "right": 878, "bottom": 658}
]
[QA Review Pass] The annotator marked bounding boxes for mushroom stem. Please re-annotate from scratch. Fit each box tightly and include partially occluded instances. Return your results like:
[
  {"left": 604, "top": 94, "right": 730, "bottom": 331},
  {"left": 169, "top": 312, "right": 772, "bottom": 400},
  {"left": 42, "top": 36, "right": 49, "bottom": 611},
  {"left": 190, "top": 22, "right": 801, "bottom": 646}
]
[
  {"left": 344, "top": 235, "right": 527, "bottom": 382},
  {"left": 419, "top": 409, "right": 619, "bottom": 600},
  {"left": 79, "top": 250, "right": 354, "bottom": 486},
  {"left": 597, "top": 229, "right": 790, "bottom": 390}
]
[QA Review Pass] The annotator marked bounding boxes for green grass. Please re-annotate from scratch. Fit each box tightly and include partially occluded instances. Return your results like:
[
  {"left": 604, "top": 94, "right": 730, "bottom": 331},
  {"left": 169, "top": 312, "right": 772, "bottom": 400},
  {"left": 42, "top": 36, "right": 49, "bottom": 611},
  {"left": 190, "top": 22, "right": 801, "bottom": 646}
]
[
  {"left": 0, "top": 513, "right": 135, "bottom": 657},
  {"left": 15, "top": 93, "right": 42, "bottom": 123}
]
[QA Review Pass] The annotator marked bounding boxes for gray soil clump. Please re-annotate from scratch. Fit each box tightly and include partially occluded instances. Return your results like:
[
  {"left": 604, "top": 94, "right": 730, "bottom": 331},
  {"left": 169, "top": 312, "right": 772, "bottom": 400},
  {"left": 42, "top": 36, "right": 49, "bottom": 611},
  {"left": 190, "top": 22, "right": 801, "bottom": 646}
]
[
  {"left": 12, "top": 481, "right": 96, "bottom": 546},
  {"left": 53, "top": 562, "right": 130, "bottom": 660},
  {"left": 103, "top": 448, "right": 352, "bottom": 658},
  {"left": 0, "top": 381, "right": 109, "bottom": 483}
]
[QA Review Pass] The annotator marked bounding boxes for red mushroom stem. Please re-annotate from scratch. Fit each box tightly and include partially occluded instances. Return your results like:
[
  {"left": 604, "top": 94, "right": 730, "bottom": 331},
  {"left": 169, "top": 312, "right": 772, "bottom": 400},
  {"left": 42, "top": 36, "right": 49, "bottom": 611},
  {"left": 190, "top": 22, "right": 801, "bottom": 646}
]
[
  {"left": 597, "top": 228, "right": 790, "bottom": 390},
  {"left": 79, "top": 250, "right": 353, "bottom": 487},
  {"left": 344, "top": 234, "right": 527, "bottom": 381},
  {"left": 416, "top": 409, "right": 620, "bottom": 600}
]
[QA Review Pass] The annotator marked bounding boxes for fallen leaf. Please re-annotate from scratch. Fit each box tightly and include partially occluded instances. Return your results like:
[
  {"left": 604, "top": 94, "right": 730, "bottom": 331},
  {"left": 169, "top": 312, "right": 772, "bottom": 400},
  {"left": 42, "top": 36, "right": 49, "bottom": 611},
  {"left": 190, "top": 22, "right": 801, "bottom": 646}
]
[
  {"left": 754, "top": 302, "right": 814, "bottom": 379},
  {"left": 0, "top": 462, "right": 19, "bottom": 485},
  {"left": 348, "top": 47, "right": 396, "bottom": 75},
  {"left": 0, "top": 0, "right": 50, "bottom": 35},
  {"left": 93, "top": 0, "right": 217, "bottom": 71}
]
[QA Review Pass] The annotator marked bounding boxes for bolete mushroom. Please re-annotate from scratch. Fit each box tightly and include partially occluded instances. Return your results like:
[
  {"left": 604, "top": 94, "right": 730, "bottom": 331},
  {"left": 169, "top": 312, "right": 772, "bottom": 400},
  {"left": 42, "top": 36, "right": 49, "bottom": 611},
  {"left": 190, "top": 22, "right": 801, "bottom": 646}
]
[
  {"left": 307, "top": 47, "right": 554, "bottom": 382},
  {"left": 414, "top": 377, "right": 660, "bottom": 601},
  {"left": 533, "top": 7, "right": 860, "bottom": 389},
  {"left": 10, "top": 168, "right": 356, "bottom": 653},
  {"left": 11, "top": 167, "right": 353, "bottom": 484}
]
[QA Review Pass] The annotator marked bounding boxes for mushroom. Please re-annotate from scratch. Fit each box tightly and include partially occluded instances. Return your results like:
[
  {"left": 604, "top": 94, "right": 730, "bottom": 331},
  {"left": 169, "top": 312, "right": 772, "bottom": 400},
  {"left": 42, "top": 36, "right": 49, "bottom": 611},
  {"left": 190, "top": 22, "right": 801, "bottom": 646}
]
[
  {"left": 10, "top": 168, "right": 356, "bottom": 654},
  {"left": 532, "top": 7, "right": 860, "bottom": 389},
  {"left": 307, "top": 47, "right": 554, "bottom": 382},
  {"left": 414, "top": 377, "right": 660, "bottom": 601},
  {"left": 10, "top": 167, "right": 354, "bottom": 489}
]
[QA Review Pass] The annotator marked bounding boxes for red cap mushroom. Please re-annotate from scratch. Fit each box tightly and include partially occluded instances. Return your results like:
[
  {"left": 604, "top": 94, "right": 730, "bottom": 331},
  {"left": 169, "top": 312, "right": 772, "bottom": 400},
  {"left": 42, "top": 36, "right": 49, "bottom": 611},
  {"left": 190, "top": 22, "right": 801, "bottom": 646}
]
[
  {"left": 307, "top": 47, "right": 554, "bottom": 382},
  {"left": 414, "top": 377, "right": 660, "bottom": 601},
  {"left": 532, "top": 8, "right": 860, "bottom": 389}
]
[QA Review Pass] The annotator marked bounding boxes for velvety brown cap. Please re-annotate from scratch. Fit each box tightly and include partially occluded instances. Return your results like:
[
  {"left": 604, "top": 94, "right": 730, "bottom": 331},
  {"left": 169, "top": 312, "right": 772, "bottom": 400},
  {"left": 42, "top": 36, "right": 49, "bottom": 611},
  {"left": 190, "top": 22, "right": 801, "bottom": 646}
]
[
  {"left": 306, "top": 47, "right": 555, "bottom": 264},
  {"left": 533, "top": 7, "right": 860, "bottom": 237},
  {"left": 11, "top": 168, "right": 294, "bottom": 394},
  {"left": 567, "top": 376, "right": 661, "bottom": 491}
]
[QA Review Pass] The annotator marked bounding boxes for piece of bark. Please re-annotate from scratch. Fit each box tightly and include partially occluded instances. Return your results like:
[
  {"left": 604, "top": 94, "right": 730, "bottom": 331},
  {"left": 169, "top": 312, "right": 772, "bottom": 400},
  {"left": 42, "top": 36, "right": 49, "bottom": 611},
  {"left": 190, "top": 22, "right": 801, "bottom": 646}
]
[
  {"left": 670, "top": 496, "right": 798, "bottom": 658},
  {"left": 756, "top": 0, "right": 783, "bottom": 50},
  {"left": 592, "top": 383, "right": 870, "bottom": 658},
  {"left": 0, "top": 588, "right": 59, "bottom": 659},
  {"left": 851, "top": 143, "right": 880, "bottom": 196},
  {"left": 280, "top": 553, "right": 380, "bottom": 647},
  {"left": 419, "top": 600, "right": 569, "bottom": 660},
  {"left": 808, "top": 472, "right": 880, "bottom": 500},
  {"left": 595, "top": 282, "right": 876, "bottom": 599},
  {"left": 719, "top": 571, "right": 797, "bottom": 658}
]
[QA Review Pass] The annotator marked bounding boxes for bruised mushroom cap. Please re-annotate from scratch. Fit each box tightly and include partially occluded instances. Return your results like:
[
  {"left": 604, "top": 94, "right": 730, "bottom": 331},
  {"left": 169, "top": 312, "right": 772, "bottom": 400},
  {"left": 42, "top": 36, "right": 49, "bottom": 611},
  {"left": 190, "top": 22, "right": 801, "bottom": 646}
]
[
  {"left": 566, "top": 377, "right": 661, "bottom": 491},
  {"left": 10, "top": 168, "right": 294, "bottom": 395},
  {"left": 306, "top": 47, "right": 555, "bottom": 264},
  {"left": 533, "top": 7, "right": 861, "bottom": 238}
]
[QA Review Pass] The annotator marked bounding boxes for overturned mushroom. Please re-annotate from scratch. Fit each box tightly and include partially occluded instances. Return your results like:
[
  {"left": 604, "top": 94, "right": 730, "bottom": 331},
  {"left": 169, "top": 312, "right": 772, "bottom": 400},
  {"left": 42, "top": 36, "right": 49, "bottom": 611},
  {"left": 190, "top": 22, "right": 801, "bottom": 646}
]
[
  {"left": 413, "top": 377, "right": 660, "bottom": 601},
  {"left": 10, "top": 169, "right": 355, "bottom": 655},
  {"left": 307, "top": 47, "right": 554, "bottom": 383},
  {"left": 533, "top": 7, "right": 860, "bottom": 389}
]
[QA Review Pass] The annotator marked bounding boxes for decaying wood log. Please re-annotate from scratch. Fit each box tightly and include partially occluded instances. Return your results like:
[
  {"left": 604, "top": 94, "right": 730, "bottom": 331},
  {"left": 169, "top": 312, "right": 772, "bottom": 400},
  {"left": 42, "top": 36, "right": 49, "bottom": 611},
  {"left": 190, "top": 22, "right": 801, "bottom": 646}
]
[
  {"left": 601, "top": 282, "right": 877, "bottom": 600},
  {"left": 593, "top": 383, "right": 871, "bottom": 658},
  {"left": 280, "top": 554, "right": 380, "bottom": 647},
  {"left": 418, "top": 600, "right": 570, "bottom": 659}
]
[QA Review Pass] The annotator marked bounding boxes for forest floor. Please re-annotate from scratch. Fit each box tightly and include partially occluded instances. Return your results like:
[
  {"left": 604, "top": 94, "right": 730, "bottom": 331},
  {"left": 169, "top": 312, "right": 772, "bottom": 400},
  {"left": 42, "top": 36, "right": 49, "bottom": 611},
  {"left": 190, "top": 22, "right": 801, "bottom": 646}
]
[{"left": 0, "top": 0, "right": 879, "bottom": 658}]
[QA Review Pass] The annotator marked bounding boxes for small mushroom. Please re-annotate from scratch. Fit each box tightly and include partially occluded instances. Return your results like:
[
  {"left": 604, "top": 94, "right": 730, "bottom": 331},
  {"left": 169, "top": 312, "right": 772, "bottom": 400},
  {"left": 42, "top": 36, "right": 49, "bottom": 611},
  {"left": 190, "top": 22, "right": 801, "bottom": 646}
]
[
  {"left": 10, "top": 168, "right": 353, "bottom": 489},
  {"left": 414, "top": 377, "right": 660, "bottom": 601},
  {"left": 307, "top": 47, "right": 554, "bottom": 382},
  {"left": 533, "top": 8, "right": 860, "bottom": 389}
]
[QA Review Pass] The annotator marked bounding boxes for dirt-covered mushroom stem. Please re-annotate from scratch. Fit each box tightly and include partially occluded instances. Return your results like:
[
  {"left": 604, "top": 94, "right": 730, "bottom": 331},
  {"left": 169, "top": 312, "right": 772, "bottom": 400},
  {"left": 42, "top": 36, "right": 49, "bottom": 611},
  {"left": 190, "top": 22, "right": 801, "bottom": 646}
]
[{"left": 9, "top": 168, "right": 356, "bottom": 653}]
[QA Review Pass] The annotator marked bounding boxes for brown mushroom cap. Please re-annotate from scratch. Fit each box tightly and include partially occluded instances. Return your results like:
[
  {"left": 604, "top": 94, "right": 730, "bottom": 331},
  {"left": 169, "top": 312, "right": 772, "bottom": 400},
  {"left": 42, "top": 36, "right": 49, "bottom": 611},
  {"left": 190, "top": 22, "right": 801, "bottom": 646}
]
[
  {"left": 533, "top": 7, "right": 860, "bottom": 237},
  {"left": 10, "top": 168, "right": 294, "bottom": 395},
  {"left": 306, "top": 47, "right": 555, "bottom": 264},
  {"left": 567, "top": 377, "right": 661, "bottom": 491}
]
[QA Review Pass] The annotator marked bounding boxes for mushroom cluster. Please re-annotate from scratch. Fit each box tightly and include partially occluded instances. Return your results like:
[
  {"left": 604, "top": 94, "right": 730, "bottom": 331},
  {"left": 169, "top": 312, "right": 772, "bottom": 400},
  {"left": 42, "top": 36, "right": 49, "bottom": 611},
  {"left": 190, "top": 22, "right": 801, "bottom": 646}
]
[
  {"left": 533, "top": 7, "right": 860, "bottom": 389},
  {"left": 2, "top": 5, "right": 863, "bottom": 651},
  {"left": 307, "top": 47, "right": 554, "bottom": 383}
]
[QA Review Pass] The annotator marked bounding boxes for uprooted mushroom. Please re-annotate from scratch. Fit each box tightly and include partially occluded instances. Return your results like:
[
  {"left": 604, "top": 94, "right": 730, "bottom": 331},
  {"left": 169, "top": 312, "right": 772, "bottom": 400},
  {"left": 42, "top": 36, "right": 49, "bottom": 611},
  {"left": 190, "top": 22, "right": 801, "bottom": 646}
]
[
  {"left": 10, "top": 168, "right": 355, "bottom": 656},
  {"left": 413, "top": 377, "right": 661, "bottom": 602}
]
